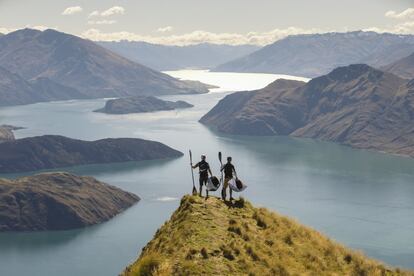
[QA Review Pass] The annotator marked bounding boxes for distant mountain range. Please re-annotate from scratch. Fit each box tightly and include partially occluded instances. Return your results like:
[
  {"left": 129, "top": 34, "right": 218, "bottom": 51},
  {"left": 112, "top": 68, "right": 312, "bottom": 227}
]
[
  {"left": 214, "top": 31, "right": 414, "bottom": 77},
  {"left": 201, "top": 64, "right": 414, "bottom": 157},
  {"left": 98, "top": 41, "right": 259, "bottom": 71},
  {"left": 0, "top": 29, "right": 210, "bottom": 106}
]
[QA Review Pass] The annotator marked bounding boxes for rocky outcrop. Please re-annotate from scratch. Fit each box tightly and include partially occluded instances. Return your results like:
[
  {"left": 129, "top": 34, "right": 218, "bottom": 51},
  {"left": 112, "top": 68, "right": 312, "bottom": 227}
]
[
  {"left": 0, "top": 135, "right": 183, "bottom": 173},
  {"left": 201, "top": 64, "right": 414, "bottom": 157},
  {"left": 94, "top": 96, "right": 193, "bottom": 114},
  {"left": 0, "top": 172, "right": 139, "bottom": 231}
]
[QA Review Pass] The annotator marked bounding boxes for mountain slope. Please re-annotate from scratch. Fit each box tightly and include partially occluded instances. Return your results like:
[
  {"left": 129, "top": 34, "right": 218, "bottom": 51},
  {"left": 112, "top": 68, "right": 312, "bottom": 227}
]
[
  {"left": 123, "top": 196, "right": 409, "bottom": 275},
  {"left": 0, "top": 29, "right": 209, "bottom": 99},
  {"left": 0, "top": 66, "right": 85, "bottom": 106},
  {"left": 201, "top": 64, "right": 414, "bottom": 157},
  {"left": 214, "top": 31, "right": 414, "bottom": 77},
  {"left": 0, "top": 135, "right": 183, "bottom": 173},
  {"left": 0, "top": 172, "right": 139, "bottom": 231},
  {"left": 99, "top": 41, "right": 259, "bottom": 71},
  {"left": 382, "top": 52, "right": 414, "bottom": 79}
]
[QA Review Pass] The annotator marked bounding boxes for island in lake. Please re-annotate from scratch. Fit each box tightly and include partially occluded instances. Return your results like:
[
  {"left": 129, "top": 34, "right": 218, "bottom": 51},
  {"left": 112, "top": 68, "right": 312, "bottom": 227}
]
[
  {"left": 0, "top": 135, "right": 183, "bottom": 173},
  {"left": 94, "top": 96, "right": 194, "bottom": 114},
  {"left": 0, "top": 172, "right": 139, "bottom": 231}
]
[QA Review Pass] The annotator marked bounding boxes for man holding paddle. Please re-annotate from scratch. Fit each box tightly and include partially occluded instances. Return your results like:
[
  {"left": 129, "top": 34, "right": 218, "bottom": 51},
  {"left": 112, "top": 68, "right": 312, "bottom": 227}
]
[
  {"left": 192, "top": 154, "right": 212, "bottom": 197},
  {"left": 221, "top": 156, "right": 237, "bottom": 201}
]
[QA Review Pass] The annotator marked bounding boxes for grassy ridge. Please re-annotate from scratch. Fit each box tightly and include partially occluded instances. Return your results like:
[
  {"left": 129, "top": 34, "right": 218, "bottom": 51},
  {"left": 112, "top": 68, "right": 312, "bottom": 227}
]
[{"left": 123, "top": 195, "right": 412, "bottom": 276}]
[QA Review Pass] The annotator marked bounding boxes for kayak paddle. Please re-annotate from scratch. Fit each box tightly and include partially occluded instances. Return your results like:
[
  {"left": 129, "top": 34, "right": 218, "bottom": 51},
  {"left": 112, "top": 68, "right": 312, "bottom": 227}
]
[{"left": 189, "top": 150, "right": 197, "bottom": 195}]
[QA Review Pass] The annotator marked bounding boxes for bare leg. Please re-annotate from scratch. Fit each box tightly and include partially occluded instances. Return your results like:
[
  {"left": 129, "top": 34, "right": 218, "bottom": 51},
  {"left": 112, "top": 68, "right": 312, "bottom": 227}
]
[
  {"left": 222, "top": 178, "right": 228, "bottom": 200},
  {"left": 199, "top": 177, "right": 203, "bottom": 197},
  {"left": 230, "top": 189, "right": 234, "bottom": 201}
]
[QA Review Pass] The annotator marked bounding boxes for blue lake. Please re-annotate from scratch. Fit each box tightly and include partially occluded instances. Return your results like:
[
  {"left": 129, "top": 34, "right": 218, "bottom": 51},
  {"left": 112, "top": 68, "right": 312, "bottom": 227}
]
[{"left": 0, "top": 71, "right": 413, "bottom": 275}]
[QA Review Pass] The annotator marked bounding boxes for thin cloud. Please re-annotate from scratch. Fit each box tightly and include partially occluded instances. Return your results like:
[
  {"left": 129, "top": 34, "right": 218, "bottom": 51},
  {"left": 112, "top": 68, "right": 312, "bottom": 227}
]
[
  {"left": 81, "top": 27, "right": 324, "bottom": 46},
  {"left": 88, "top": 10, "right": 100, "bottom": 18},
  {"left": 385, "top": 8, "right": 414, "bottom": 19},
  {"left": 101, "top": 6, "right": 125, "bottom": 17},
  {"left": 62, "top": 6, "right": 83, "bottom": 16},
  {"left": 88, "top": 6, "right": 125, "bottom": 19},
  {"left": 88, "top": 20, "right": 117, "bottom": 25},
  {"left": 157, "top": 26, "right": 173, "bottom": 33},
  {"left": 364, "top": 21, "right": 414, "bottom": 34}
]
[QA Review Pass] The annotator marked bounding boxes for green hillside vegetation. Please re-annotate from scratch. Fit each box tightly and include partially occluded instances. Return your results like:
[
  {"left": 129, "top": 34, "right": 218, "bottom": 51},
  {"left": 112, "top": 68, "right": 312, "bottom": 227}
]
[{"left": 123, "top": 195, "right": 412, "bottom": 276}]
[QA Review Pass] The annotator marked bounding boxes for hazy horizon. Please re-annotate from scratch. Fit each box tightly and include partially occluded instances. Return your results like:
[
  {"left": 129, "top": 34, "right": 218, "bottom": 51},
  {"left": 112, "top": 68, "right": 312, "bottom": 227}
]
[{"left": 1, "top": 0, "right": 414, "bottom": 45}]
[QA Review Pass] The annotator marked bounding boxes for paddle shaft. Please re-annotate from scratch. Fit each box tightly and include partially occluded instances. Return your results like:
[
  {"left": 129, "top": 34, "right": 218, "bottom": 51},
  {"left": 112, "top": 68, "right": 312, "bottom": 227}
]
[
  {"left": 218, "top": 152, "right": 223, "bottom": 183},
  {"left": 189, "top": 150, "right": 196, "bottom": 193}
]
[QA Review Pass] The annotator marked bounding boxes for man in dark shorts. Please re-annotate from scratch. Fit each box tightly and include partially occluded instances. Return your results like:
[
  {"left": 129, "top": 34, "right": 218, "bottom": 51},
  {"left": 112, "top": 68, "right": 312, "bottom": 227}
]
[
  {"left": 221, "top": 156, "right": 237, "bottom": 201},
  {"left": 192, "top": 154, "right": 212, "bottom": 197}
]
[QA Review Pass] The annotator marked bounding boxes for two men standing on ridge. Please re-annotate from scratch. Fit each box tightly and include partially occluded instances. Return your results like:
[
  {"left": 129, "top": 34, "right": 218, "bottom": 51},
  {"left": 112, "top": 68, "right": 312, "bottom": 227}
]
[{"left": 192, "top": 154, "right": 237, "bottom": 201}]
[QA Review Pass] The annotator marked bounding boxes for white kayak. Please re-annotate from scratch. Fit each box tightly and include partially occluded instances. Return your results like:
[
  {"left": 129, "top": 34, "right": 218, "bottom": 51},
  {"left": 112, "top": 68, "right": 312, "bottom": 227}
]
[
  {"left": 229, "top": 178, "right": 247, "bottom": 192},
  {"left": 207, "top": 176, "right": 221, "bottom": 191}
]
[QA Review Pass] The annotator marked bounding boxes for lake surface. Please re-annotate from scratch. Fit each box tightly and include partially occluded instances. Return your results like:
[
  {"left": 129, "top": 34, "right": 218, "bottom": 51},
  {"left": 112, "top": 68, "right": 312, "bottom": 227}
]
[{"left": 0, "top": 70, "right": 413, "bottom": 275}]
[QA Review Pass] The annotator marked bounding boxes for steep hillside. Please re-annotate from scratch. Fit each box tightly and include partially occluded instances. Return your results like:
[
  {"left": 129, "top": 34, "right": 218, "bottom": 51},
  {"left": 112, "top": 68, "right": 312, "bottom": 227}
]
[
  {"left": 0, "top": 66, "right": 85, "bottom": 106},
  {"left": 123, "top": 196, "right": 410, "bottom": 275},
  {"left": 0, "top": 29, "right": 209, "bottom": 101},
  {"left": 0, "top": 135, "right": 183, "bottom": 173},
  {"left": 383, "top": 52, "right": 414, "bottom": 79},
  {"left": 201, "top": 64, "right": 414, "bottom": 157},
  {"left": 214, "top": 31, "right": 414, "bottom": 77},
  {"left": 94, "top": 96, "right": 193, "bottom": 114},
  {"left": 0, "top": 172, "right": 139, "bottom": 231},
  {"left": 99, "top": 41, "right": 259, "bottom": 71}
]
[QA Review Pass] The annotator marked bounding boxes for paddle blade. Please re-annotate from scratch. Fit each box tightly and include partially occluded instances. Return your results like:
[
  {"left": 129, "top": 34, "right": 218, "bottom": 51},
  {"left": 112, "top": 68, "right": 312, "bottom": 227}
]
[
  {"left": 218, "top": 151, "right": 222, "bottom": 162},
  {"left": 192, "top": 185, "right": 197, "bottom": 195}
]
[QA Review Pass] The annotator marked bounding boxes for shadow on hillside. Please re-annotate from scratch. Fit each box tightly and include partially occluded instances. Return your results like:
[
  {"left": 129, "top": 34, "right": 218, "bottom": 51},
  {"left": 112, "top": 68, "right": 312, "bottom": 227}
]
[{"left": 224, "top": 198, "right": 245, "bottom": 209}]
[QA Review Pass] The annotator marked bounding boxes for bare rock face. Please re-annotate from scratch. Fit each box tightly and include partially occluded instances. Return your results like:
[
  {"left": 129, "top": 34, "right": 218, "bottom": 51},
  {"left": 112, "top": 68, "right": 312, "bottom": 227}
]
[
  {"left": 0, "top": 135, "right": 183, "bottom": 173},
  {"left": 201, "top": 64, "right": 414, "bottom": 157},
  {"left": 0, "top": 126, "right": 15, "bottom": 143},
  {"left": 94, "top": 96, "right": 193, "bottom": 114},
  {"left": 0, "top": 172, "right": 139, "bottom": 231}
]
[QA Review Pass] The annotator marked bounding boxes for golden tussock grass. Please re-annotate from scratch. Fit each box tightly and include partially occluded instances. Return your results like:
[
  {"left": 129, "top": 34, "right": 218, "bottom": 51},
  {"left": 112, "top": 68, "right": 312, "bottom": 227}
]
[{"left": 122, "top": 195, "right": 412, "bottom": 276}]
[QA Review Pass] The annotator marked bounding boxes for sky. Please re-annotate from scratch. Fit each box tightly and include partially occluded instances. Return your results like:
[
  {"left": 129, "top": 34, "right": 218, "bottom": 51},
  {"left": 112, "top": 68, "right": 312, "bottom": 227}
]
[{"left": 1, "top": 0, "right": 414, "bottom": 45}]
